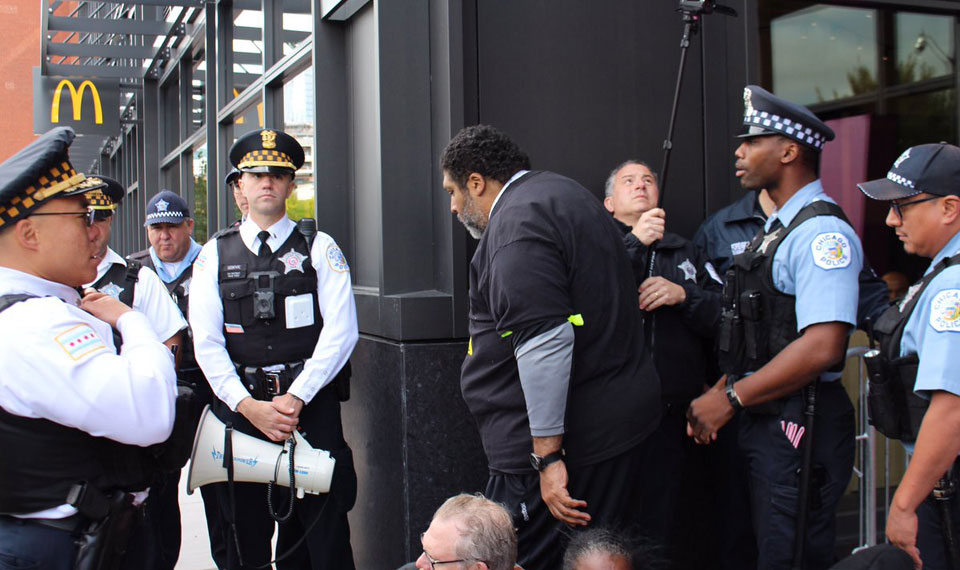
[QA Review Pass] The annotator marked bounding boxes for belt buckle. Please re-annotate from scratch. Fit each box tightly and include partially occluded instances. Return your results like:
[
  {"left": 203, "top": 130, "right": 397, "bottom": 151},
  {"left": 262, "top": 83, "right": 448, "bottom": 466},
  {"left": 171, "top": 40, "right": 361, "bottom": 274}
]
[{"left": 264, "top": 371, "right": 282, "bottom": 397}]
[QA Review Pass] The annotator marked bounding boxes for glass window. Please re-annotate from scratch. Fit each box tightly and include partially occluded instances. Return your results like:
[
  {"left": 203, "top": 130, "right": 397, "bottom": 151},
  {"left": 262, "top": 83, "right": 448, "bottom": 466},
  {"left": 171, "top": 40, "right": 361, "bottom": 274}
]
[
  {"left": 283, "top": 67, "right": 315, "bottom": 221},
  {"left": 162, "top": 163, "right": 180, "bottom": 194},
  {"left": 233, "top": 96, "right": 264, "bottom": 140},
  {"left": 281, "top": 0, "right": 313, "bottom": 58},
  {"left": 771, "top": 5, "right": 877, "bottom": 105},
  {"left": 230, "top": 5, "right": 264, "bottom": 100},
  {"left": 890, "top": 88, "right": 957, "bottom": 151},
  {"left": 193, "top": 145, "right": 208, "bottom": 243},
  {"left": 190, "top": 50, "right": 206, "bottom": 135},
  {"left": 895, "top": 13, "right": 955, "bottom": 85}
]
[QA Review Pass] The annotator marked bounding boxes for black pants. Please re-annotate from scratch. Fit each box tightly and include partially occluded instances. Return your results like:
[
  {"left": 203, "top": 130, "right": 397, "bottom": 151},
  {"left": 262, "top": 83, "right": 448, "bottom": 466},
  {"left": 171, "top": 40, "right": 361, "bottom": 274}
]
[
  {"left": 211, "top": 387, "right": 356, "bottom": 570},
  {"left": 739, "top": 381, "right": 855, "bottom": 570},
  {"left": 140, "top": 470, "right": 182, "bottom": 570},
  {"left": 485, "top": 438, "right": 656, "bottom": 570},
  {"left": 916, "top": 458, "right": 960, "bottom": 570}
]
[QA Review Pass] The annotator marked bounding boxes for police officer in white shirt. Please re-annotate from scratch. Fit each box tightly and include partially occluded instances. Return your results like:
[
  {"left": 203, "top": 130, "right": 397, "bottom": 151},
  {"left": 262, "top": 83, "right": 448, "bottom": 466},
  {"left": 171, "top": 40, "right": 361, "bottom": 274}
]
[
  {"left": 190, "top": 128, "right": 358, "bottom": 569},
  {"left": 0, "top": 128, "right": 177, "bottom": 568}
]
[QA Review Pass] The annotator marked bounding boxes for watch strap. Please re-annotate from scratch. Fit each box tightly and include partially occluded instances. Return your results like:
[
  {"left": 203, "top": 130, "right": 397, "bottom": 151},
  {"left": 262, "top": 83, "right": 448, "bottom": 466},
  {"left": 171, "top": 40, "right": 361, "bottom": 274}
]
[{"left": 725, "top": 377, "right": 744, "bottom": 412}]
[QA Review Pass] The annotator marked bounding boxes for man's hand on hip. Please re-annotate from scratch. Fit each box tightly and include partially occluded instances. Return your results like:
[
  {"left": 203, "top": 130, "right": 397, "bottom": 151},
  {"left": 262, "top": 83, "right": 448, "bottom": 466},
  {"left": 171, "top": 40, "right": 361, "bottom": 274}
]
[{"left": 236, "top": 396, "right": 299, "bottom": 442}]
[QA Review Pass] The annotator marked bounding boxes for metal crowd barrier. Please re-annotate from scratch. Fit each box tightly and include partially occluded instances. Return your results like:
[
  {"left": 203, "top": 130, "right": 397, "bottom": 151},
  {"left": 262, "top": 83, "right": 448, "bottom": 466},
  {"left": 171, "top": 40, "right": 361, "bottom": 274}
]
[{"left": 846, "top": 344, "right": 909, "bottom": 553}]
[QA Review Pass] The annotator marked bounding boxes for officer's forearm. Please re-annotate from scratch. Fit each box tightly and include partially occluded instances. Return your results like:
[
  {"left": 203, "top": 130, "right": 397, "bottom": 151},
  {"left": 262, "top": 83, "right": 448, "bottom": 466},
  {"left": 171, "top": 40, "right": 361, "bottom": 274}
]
[
  {"left": 893, "top": 391, "right": 960, "bottom": 513},
  {"left": 734, "top": 321, "right": 849, "bottom": 406}
]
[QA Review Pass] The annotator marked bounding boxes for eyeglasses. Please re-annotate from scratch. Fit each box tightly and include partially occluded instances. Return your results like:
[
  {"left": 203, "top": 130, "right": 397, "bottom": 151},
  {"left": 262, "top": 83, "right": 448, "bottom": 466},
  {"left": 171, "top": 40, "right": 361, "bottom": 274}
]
[
  {"left": 28, "top": 209, "right": 98, "bottom": 227},
  {"left": 890, "top": 195, "right": 941, "bottom": 220},
  {"left": 419, "top": 534, "right": 487, "bottom": 569}
]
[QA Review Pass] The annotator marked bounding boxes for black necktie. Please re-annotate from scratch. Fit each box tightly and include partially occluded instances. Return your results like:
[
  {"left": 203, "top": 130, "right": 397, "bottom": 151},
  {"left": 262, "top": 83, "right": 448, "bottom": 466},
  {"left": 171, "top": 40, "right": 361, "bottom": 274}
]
[{"left": 257, "top": 230, "right": 271, "bottom": 257}]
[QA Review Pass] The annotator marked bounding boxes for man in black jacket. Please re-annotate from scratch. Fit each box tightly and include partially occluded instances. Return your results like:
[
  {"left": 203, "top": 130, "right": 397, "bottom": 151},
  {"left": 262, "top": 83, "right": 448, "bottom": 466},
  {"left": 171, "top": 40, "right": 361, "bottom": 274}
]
[
  {"left": 441, "top": 126, "right": 661, "bottom": 570},
  {"left": 603, "top": 159, "right": 721, "bottom": 568}
]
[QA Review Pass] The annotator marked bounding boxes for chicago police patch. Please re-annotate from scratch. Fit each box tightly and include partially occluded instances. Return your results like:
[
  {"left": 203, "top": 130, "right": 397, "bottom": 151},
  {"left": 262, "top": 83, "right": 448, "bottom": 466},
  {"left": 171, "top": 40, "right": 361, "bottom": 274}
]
[
  {"left": 278, "top": 249, "right": 307, "bottom": 274},
  {"left": 811, "top": 232, "right": 851, "bottom": 270},
  {"left": 326, "top": 244, "right": 349, "bottom": 273},
  {"left": 930, "top": 289, "right": 960, "bottom": 332}
]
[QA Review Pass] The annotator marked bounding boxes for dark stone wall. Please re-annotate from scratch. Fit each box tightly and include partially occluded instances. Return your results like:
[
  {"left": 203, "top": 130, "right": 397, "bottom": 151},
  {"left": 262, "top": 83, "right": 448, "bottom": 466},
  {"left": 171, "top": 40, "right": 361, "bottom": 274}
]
[{"left": 344, "top": 336, "right": 488, "bottom": 570}]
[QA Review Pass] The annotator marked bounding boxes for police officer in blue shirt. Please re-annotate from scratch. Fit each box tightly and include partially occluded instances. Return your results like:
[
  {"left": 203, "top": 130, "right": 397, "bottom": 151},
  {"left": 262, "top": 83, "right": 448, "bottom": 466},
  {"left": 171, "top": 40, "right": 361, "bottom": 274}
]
[
  {"left": 687, "top": 85, "right": 863, "bottom": 570},
  {"left": 858, "top": 143, "right": 960, "bottom": 570}
]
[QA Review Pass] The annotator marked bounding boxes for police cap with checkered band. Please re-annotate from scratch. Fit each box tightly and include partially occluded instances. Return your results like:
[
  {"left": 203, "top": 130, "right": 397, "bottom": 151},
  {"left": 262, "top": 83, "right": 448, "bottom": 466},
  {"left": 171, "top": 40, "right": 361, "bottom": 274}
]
[
  {"left": 0, "top": 127, "right": 114, "bottom": 230},
  {"left": 144, "top": 190, "right": 190, "bottom": 227},
  {"left": 229, "top": 128, "right": 304, "bottom": 175},
  {"left": 738, "top": 85, "right": 835, "bottom": 152},
  {"left": 858, "top": 143, "right": 960, "bottom": 201}
]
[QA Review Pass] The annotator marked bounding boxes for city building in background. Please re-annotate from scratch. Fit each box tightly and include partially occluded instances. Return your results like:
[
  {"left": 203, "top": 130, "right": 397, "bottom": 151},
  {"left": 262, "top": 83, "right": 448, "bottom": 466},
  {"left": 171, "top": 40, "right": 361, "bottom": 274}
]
[{"left": 9, "top": 1, "right": 960, "bottom": 568}]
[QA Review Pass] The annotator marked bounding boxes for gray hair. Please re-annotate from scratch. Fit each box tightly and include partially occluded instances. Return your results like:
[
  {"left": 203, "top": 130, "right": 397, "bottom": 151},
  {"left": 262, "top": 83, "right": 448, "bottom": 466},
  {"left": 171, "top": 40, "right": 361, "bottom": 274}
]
[
  {"left": 604, "top": 159, "right": 659, "bottom": 198},
  {"left": 433, "top": 493, "right": 517, "bottom": 570}
]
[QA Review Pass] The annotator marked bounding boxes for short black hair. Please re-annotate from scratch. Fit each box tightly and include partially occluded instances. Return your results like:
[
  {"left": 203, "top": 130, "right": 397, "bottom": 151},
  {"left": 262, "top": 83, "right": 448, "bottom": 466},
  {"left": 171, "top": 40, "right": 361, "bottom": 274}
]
[
  {"left": 440, "top": 124, "right": 531, "bottom": 189},
  {"left": 561, "top": 527, "right": 667, "bottom": 570}
]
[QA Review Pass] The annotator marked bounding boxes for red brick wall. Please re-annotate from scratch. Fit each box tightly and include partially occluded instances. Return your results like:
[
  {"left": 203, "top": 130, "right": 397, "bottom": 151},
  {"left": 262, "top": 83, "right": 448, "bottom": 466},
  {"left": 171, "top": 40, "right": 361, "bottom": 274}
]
[{"left": 0, "top": 0, "right": 41, "bottom": 162}]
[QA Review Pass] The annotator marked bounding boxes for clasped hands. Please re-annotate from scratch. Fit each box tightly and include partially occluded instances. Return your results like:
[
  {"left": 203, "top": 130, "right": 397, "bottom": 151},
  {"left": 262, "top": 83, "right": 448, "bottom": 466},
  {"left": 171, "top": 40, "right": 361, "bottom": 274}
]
[
  {"left": 686, "top": 376, "right": 735, "bottom": 445},
  {"left": 237, "top": 392, "right": 304, "bottom": 442}
]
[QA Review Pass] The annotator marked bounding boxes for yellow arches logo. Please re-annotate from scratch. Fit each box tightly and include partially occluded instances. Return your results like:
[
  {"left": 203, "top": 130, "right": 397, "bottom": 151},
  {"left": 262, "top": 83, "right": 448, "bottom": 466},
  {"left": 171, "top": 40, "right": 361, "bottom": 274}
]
[{"left": 51, "top": 79, "right": 103, "bottom": 125}]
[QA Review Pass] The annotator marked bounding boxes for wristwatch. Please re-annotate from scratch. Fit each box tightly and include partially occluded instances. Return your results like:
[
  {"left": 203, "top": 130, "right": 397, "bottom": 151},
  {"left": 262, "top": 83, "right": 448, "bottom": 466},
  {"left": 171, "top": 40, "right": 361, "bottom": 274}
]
[
  {"left": 530, "top": 449, "right": 565, "bottom": 472},
  {"left": 725, "top": 379, "right": 744, "bottom": 412}
]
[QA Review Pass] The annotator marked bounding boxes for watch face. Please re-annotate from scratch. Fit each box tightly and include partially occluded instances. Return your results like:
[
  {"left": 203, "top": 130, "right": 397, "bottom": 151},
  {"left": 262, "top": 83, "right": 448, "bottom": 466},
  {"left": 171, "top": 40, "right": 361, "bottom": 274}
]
[{"left": 529, "top": 454, "right": 542, "bottom": 471}]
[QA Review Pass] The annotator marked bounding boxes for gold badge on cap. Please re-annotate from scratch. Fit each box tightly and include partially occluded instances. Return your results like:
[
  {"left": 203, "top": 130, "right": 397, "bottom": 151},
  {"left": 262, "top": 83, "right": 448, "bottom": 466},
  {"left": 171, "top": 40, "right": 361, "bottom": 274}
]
[
  {"left": 261, "top": 130, "right": 277, "bottom": 149},
  {"left": 743, "top": 87, "right": 754, "bottom": 116}
]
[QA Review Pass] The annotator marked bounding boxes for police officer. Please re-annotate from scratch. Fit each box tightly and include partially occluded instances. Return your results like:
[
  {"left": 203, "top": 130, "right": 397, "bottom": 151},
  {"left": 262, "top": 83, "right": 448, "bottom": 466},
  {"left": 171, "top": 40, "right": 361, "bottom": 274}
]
[
  {"left": 84, "top": 182, "right": 186, "bottom": 352},
  {"left": 687, "top": 85, "right": 862, "bottom": 570},
  {"left": 602, "top": 159, "right": 721, "bottom": 567},
  {"left": 858, "top": 143, "right": 960, "bottom": 569},
  {"left": 226, "top": 167, "right": 247, "bottom": 226},
  {"left": 0, "top": 127, "right": 177, "bottom": 568},
  {"left": 190, "top": 128, "right": 358, "bottom": 569},
  {"left": 127, "top": 190, "right": 224, "bottom": 570}
]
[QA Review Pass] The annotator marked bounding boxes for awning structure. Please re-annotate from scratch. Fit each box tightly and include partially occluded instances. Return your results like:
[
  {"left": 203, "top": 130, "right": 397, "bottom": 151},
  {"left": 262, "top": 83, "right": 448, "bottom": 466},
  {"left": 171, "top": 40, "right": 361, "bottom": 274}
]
[{"left": 39, "top": 1, "right": 205, "bottom": 172}]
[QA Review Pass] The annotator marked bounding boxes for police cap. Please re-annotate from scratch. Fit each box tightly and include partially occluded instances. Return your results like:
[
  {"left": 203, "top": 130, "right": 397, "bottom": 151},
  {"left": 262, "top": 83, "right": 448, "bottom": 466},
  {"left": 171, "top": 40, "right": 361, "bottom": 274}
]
[
  {"left": 144, "top": 190, "right": 191, "bottom": 227},
  {"left": 229, "top": 129, "right": 304, "bottom": 175},
  {"left": 738, "top": 85, "right": 835, "bottom": 152},
  {"left": 80, "top": 175, "right": 124, "bottom": 213},
  {"left": 225, "top": 168, "right": 241, "bottom": 188},
  {"left": 0, "top": 127, "right": 111, "bottom": 229},
  {"left": 858, "top": 143, "right": 960, "bottom": 201}
]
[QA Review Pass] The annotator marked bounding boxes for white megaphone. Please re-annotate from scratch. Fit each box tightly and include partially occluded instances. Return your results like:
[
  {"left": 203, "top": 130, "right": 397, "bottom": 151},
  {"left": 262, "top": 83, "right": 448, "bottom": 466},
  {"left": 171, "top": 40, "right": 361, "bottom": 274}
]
[{"left": 186, "top": 406, "right": 335, "bottom": 498}]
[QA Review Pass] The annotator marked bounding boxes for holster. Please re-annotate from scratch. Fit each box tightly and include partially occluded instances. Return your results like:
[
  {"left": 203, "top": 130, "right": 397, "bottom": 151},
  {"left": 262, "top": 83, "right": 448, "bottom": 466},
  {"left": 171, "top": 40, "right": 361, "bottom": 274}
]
[
  {"left": 144, "top": 380, "right": 199, "bottom": 472},
  {"left": 69, "top": 485, "right": 143, "bottom": 570}
]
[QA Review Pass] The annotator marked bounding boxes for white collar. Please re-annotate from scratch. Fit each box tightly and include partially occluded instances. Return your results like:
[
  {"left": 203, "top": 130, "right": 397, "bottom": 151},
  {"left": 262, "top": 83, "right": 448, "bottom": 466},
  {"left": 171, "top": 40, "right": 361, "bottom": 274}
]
[
  {"left": 0, "top": 266, "right": 82, "bottom": 305},
  {"left": 489, "top": 170, "right": 529, "bottom": 218}
]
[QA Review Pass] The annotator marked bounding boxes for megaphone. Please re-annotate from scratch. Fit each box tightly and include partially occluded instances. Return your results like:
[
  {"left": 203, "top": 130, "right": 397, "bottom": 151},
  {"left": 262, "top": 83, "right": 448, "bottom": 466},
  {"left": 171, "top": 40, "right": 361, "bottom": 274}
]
[{"left": 186, "top": 406, "right": 335, "bottom": 497}]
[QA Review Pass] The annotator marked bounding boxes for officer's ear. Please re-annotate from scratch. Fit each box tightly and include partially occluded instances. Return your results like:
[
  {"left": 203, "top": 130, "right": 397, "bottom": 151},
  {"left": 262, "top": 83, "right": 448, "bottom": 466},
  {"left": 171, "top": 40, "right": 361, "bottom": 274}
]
[
  {"left": 941, "top": 195, "right": 960, "bottom": 225},
  {"left": 466, "top": 172, "right": 486, "bottom": 198},
  {"left": 12, "top": 218, "right": 41, "bottom": 251},
  {"left": 779, "top": 139, "right": 800, "bottom": 166}
]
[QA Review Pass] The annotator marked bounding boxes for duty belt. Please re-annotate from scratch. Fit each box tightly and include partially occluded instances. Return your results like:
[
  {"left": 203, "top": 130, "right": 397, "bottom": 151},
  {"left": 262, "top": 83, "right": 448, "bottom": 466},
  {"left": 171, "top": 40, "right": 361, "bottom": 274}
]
[{"left": 236, "top": 361, "right": 304, "bottom": 400}]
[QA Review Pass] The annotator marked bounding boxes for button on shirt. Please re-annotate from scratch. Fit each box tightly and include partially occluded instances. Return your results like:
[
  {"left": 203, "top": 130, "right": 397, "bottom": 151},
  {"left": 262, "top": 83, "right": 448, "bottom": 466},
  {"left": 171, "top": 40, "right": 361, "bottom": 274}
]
[
  {"left": 190, "top": 216, "right": 359, "bottom": 411},
  {"left": 765, "top": 180, "right": 863, "bottom": 332},
  {"left": 86, "top": 248, "right": 187, "bottom": 341},
  {"left": 0, "top": 267, "right": 178, "bottom": 516},
  {"left": 901, "top": 230, "right": 960, "bottom": 397}
]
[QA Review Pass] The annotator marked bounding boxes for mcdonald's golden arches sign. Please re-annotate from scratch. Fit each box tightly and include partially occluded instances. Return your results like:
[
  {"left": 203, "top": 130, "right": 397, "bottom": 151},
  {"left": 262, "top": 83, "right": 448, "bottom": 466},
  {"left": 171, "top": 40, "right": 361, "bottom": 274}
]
[{"left": 33, "top": 68, "right": 119, "bottom": 136}]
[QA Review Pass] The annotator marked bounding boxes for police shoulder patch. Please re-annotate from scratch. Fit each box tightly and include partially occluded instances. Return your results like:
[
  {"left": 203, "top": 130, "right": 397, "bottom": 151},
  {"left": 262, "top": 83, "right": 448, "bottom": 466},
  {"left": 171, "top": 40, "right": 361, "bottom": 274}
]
[
  {"left": 326, "top": 244, "right": 349, "bottom": 273},
  {"left": 56, "top": 324, "right": 107, "bottom": 361},
  {"left": 930, "top": 289, "right": 960, "bottom": 332},
  {"left": 810, "top": 232, "right": 851, "bottom": 270}
]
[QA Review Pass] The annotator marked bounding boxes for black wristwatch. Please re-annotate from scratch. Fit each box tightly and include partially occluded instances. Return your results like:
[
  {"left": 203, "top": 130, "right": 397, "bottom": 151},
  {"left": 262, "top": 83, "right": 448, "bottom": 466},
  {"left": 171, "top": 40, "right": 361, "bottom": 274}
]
[
  {"left": 725, "top": 378, "right": 744, "bottom": 412},
  {"left": 530, "top": 449, "right": 565, "bottom": 472}
]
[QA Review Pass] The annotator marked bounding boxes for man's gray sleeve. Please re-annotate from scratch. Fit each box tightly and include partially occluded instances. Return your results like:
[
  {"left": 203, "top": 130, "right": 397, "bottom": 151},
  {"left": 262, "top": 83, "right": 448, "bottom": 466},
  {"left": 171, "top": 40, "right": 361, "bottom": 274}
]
[{"left": 515, "top": 321, "right": 574, "bottom": 437}]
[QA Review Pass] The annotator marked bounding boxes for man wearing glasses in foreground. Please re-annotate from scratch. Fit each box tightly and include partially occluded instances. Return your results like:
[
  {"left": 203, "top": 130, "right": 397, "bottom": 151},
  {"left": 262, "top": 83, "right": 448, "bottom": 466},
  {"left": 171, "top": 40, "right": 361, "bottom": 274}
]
[
  {"left": 416, "top": 494, "right": 520, "bottom": 570},
  {"left": 0, "top": 127, "right": 177, "bottom": 567}
]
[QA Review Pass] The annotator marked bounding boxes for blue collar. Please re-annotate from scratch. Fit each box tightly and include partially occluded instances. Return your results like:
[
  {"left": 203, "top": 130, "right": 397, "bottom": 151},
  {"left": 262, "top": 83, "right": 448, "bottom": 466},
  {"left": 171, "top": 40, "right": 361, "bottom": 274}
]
[
  {"left": 765, "top": 180, "right": 827, "bottom": 232},
  {"left": 149, "top": 238, "right": 202, "bottom": 283},
  {"left": 722, "top": 191, "right": 765, "bottom": 224},
  {"left": 926, "top": 230, "right": 960, "bottom": 276}
]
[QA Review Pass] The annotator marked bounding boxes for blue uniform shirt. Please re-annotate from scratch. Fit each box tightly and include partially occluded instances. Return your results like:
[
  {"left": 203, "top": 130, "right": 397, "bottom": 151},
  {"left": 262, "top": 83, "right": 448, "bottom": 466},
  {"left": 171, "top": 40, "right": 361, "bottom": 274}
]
[
  {"left": 766, "top": 180, "right": 863, "bottom": 333},
  {"left": 900, "top": 229, "right": 960, "bottom": 397}
]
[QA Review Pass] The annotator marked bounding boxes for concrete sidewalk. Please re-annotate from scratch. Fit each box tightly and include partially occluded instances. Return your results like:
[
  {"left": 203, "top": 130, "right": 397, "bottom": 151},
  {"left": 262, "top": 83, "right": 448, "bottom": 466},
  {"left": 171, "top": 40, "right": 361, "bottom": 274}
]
[{"left": 174, "top": 473, "right": 216, "bottom": 570}]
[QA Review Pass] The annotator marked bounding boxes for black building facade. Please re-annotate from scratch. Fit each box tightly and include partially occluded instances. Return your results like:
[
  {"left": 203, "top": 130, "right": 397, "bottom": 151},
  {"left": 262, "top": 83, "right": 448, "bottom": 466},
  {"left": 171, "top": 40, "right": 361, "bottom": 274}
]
[{"left": 37, "top": 1, "right": 960, "bottom": 567}]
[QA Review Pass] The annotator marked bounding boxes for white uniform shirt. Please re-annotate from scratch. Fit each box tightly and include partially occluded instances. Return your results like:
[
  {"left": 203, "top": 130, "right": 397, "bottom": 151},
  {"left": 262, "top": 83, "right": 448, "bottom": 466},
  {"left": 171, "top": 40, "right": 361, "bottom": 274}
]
[
  {"left": 85, "top": 248, "right": 187, "bottom": 341},
  {"left": 190, "top": 216, "right": 359, "bottom": 411},
  {"left": 0, "top": 267, "right": 178, "bottom": 517}
]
